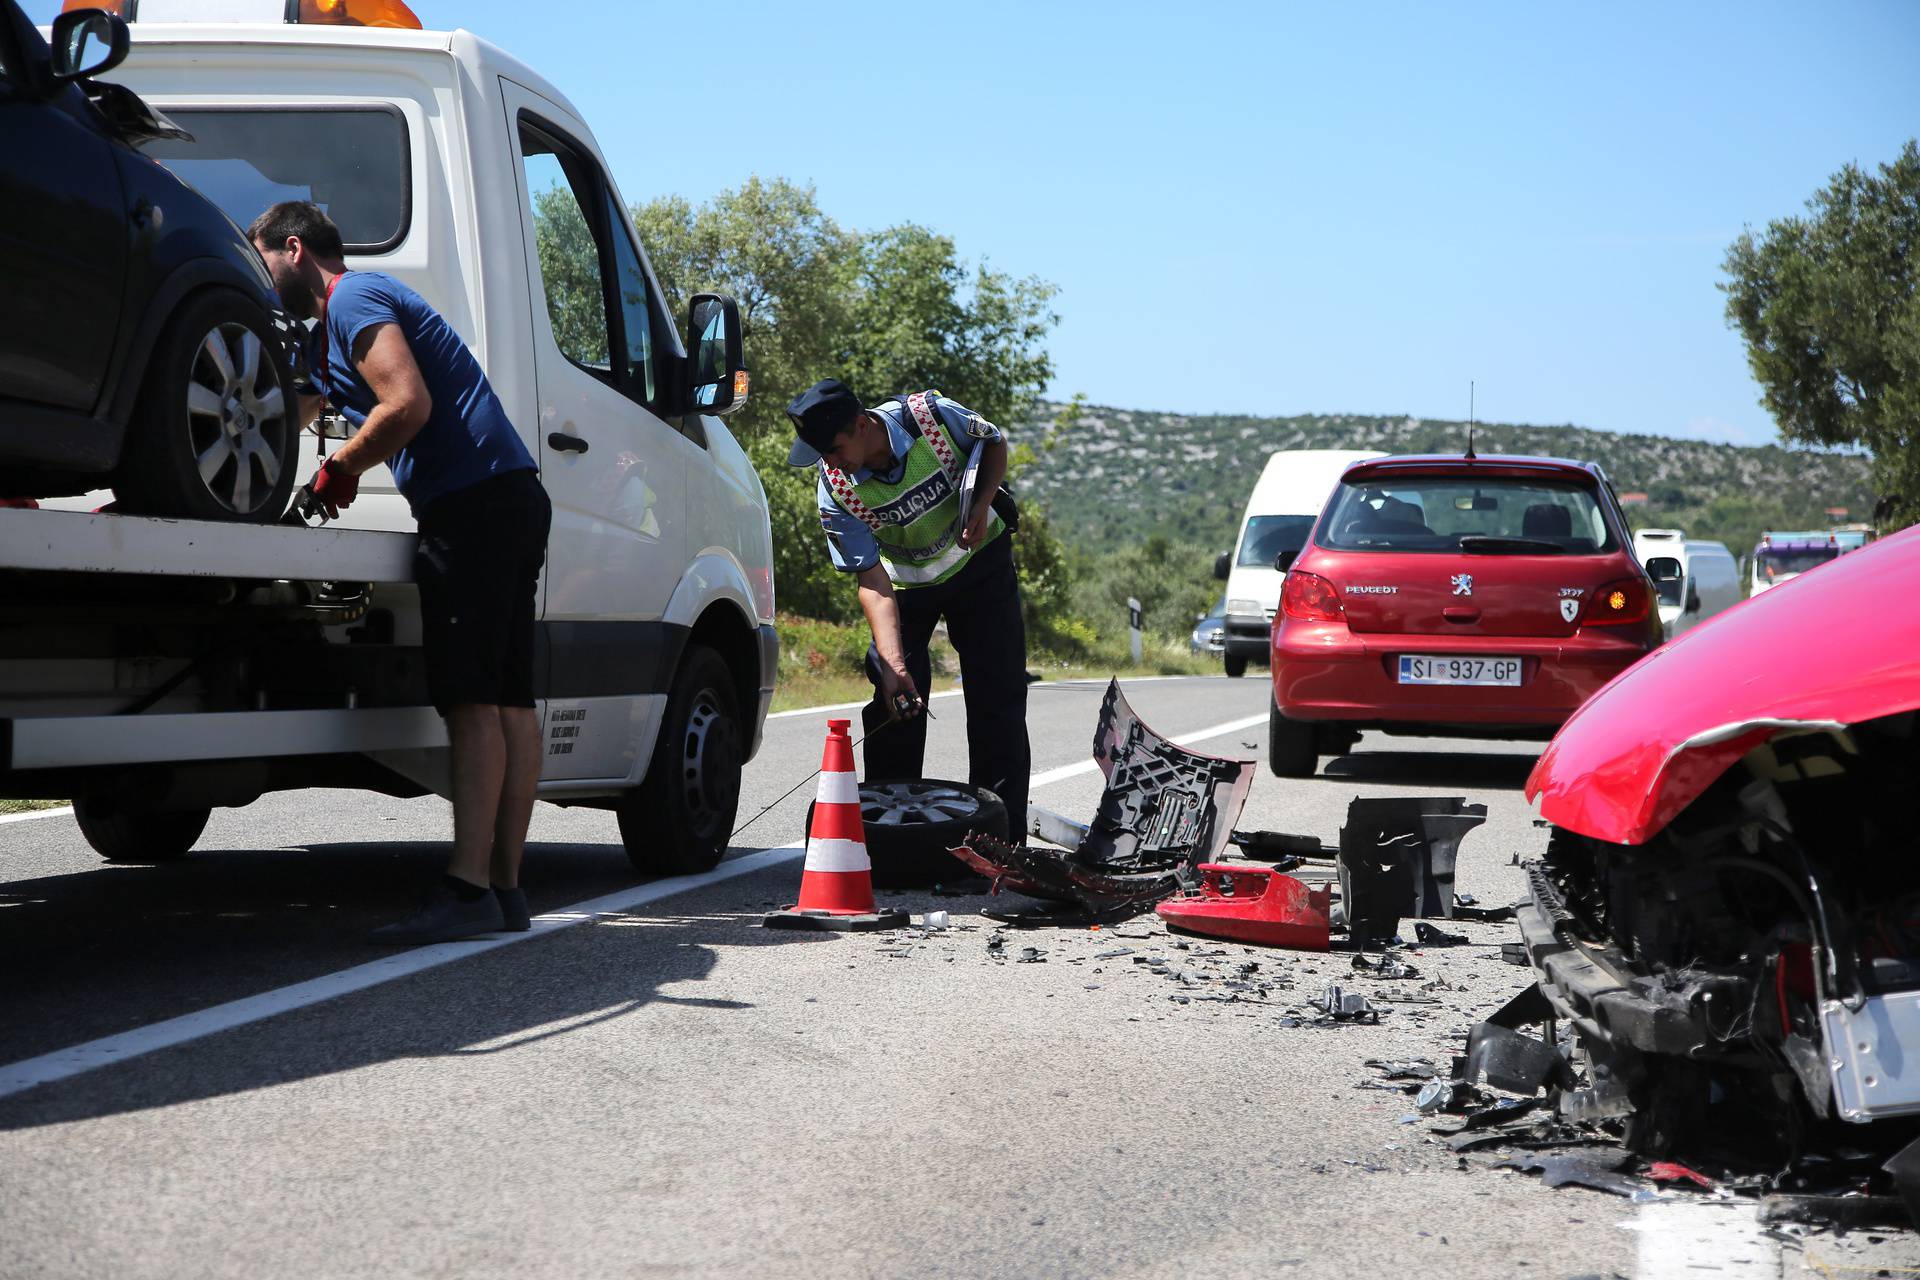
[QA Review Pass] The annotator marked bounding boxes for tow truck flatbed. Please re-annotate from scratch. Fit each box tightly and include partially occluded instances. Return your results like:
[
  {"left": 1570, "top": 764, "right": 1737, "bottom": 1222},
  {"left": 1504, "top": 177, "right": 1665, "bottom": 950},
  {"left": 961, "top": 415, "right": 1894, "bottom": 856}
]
[{"left": 0, "top": 506, "right": 415, "bottom": 583}]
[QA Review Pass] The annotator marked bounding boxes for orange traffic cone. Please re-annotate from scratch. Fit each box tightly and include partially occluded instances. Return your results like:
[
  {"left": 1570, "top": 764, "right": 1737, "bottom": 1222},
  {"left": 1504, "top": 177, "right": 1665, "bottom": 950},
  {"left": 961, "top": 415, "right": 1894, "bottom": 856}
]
[{"left": 764, "top": 719, "right": 908, "bottom": 932}]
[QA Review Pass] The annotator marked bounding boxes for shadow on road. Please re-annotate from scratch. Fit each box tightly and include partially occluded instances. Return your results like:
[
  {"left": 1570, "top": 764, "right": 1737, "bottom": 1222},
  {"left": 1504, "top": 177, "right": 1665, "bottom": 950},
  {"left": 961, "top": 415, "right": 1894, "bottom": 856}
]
[
  {"left": 0, "top": 844, "right": 818, "bottom": 1129},
  {"left": 1319, "top": 749, "right": 1539, "bottom": 791}
]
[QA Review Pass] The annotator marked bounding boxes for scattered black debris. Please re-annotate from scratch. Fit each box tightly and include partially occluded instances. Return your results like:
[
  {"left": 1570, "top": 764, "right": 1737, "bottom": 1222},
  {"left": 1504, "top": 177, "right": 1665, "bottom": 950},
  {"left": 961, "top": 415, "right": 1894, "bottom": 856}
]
[
  {"left": 1365, "top": 1058, "right": 1439, "bottom": 1082},
  {"left": 1017, "top": 946, "right": 1047, "bottom": 963},
  {"left": 1230, "top": 829, "right": 1331, "bottom": 860},
  {"left": 1498, "top": 942, "right": 1529, "bottom": 966},
  {"left": 1310, "top": 984, "right": 1381, "bottom": 1023},
  {"left": 1757, "top": 1194, "right": 1913, "bottom": 1230},
  {"left": 1496, "top": 1149, "right": 1644, "bottom": 1198},
  {"left": 1351, "top": 952, "right": 1420, "bottom": 979},
  {"left": 1413, "top": 921, "right": 1469, "bottom": 947},
  {"left": 1451, "top": 901, "right": 1517, "bottom": 923},
  {"left": 1094, "top": 949, "right": 1134, "bottom": 961},
  {"left": 1336, "top": 797, "right": 1489, "bottom": 942}
]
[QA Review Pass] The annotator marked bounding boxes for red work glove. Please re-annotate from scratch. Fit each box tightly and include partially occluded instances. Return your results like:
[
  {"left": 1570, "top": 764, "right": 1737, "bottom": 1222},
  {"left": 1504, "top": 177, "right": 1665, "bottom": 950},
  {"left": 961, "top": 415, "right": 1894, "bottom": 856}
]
[{"left": 309, "top": 457, "right": 359, "bottom": 519}]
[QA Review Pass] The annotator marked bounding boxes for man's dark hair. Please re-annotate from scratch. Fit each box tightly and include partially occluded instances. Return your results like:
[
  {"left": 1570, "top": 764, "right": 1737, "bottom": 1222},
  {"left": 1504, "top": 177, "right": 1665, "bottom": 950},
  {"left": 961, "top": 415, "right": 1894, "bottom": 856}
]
[{"left": 247, "top": 201, "right": 345, "bottom": 258}]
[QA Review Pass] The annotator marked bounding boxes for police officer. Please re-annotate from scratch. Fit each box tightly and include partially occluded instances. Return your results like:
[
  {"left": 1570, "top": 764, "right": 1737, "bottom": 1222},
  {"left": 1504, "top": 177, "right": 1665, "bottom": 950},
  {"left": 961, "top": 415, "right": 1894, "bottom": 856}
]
[{"left": 788, "top": 379, "right": 1030, "bottom": 836}]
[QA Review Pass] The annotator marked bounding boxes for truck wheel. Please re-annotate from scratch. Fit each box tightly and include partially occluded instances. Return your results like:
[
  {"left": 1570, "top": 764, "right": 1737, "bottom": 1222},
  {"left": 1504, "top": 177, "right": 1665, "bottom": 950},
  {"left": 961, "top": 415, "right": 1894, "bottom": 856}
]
[
  {"left": 114, "top": 289, "right": 298, "bottom": 523},
  {"left": 73, "top": 796, "right": 210, "bottom": 863},
  {"left": 806, "top": 779, "right": 1008, "bottom": 889},
  {"left": 1224, "top": 654, "right": 1248, "bottom": 678},
  {"left": 619, "top": 645, "right": 742, "bottom": 876},
  {"left": 1267, "top": 696, "right": 1318, "bottom": 778}
]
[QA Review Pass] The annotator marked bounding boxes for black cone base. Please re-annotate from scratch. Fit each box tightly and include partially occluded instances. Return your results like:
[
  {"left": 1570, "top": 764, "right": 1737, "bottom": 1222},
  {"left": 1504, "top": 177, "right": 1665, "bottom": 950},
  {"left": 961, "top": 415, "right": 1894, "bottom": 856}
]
[{"left": 763, "top": 907, "right": 909, "bottom": 932}]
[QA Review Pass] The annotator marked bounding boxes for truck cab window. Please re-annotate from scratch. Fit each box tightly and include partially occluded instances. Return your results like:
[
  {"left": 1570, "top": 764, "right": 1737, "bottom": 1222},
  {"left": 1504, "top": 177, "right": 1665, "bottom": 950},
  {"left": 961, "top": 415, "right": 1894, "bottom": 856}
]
[{"left": 520, "top": 132, "right": 613, "bottom": 377}]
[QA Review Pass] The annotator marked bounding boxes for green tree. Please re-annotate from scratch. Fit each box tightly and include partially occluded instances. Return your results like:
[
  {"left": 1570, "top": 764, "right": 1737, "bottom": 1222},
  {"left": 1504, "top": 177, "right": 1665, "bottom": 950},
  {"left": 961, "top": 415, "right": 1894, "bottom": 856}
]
[
  {"left": 630, "top": 179, "right": 1062, "bottom": 621},
  {"left": 1722, "top": 140, "right": 1920, "bottom": 526}
]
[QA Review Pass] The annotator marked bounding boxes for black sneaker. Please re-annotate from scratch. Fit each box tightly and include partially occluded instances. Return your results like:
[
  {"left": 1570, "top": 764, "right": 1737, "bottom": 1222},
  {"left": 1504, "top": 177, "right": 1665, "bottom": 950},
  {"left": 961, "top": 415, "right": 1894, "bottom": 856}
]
[
  {"left": 495, "top": 885, "right": 531, "bottom": 933},
  {"left": 370, "top": 883, "right": 505, "bottom": 944}
]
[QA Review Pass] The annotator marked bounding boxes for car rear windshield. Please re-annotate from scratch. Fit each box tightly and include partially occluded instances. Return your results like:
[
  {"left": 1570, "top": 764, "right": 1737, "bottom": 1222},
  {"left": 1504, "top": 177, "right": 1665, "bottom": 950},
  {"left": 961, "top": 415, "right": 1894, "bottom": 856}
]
[
  {"left": 143, "top": 108, "right": 410, "bottom": 253},
  {"left": 1317, "top": 475, "right": 1618, "bottom": 554},
  {"left": 1237, "top": 514, "right": 1316, "bottom": 566}
]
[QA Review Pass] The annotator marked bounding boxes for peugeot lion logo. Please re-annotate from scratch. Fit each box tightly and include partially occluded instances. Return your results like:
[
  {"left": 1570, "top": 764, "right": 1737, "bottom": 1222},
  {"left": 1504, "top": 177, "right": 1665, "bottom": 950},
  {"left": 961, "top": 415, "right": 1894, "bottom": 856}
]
[
  {"left": 1450, "top": 573, "right": 1473, "bottom": 597},
  {"left": 1559, "top": 598, "right": 1579, "bottom": 623}
]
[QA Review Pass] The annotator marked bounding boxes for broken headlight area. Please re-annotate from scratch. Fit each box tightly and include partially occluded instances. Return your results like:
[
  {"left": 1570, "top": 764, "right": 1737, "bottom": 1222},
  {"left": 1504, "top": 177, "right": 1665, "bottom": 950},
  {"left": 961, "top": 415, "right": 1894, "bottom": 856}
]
[
  {"left": 1523, "top": 710, "right": 1920, "bottom": 1217},
  {"left": 951, "top": 679, "right": 1254, "bottom": 920}
]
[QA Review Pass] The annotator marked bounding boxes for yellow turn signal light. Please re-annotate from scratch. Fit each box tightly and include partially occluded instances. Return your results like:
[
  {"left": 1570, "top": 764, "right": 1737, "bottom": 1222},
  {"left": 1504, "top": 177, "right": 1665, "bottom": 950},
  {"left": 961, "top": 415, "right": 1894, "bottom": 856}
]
[
  {"left": 733, "top": 369, "right": 751, "bottom": 403},
  {"left": 296, "top": 0, "right": 423, "bottom": 28},
  {"left": 62, "top": 0, "right": 129, "bottom": 12}
]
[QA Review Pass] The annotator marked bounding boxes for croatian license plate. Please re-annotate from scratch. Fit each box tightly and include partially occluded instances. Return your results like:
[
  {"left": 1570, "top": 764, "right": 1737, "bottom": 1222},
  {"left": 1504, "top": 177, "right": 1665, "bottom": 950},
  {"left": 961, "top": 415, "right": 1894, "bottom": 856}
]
[{"left": 1397, "top": 655, "right": 1523, "bottom": 686}]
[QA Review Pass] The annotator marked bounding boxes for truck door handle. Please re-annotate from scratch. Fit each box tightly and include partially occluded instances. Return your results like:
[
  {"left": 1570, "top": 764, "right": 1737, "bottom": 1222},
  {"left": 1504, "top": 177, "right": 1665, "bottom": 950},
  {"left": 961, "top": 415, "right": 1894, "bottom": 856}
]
[{"left": 547, "top": 432, "right": 589, "bottom": 454}]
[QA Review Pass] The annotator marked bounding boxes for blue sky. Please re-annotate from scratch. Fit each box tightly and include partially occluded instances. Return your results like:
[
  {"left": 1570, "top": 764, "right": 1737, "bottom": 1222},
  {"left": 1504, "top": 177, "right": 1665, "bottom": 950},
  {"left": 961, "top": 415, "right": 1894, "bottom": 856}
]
[{"left": 35, "top": 0, "right": 1918, "bottom": 443}]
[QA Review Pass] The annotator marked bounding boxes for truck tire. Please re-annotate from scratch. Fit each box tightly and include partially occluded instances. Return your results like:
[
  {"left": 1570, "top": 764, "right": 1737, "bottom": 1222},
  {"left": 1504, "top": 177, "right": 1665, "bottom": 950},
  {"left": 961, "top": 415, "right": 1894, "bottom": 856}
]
[
  {"left": 114, "top": 289, "right": 299, "bottom": 523},
  {"left": 1267, "top": 696, "right": 1318, "bottom": 778},
  {"left": 1224, "top": 654, "right": 1248, "bottom": 678},
  {"left": 806, "top": 779, "right": 1008, "bottom": 889},
  {"left": 73, "top": 796, "right": 210, "bottom": 863},
  {"left": 619, "top": 645, "right": 742, "bottom": 876}
]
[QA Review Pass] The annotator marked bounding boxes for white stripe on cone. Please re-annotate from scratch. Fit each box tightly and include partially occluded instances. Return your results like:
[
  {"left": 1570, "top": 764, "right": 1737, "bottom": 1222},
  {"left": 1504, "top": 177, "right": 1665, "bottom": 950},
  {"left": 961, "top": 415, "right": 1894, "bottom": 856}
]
[
  {"left": 803, "top": 835, "right": 871, "bottom": 874},
  {"left": 815, "top": 771, "right": 859, "bottom": 806}
]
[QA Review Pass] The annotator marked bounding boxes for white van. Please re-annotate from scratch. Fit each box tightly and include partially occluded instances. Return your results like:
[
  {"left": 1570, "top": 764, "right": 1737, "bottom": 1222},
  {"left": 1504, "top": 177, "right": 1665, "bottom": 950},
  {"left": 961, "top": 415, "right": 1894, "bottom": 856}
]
[
  {"left": 1212, "top": 449, "right": 1384, "bottom": 676},
  {"left": 5, "top": 4, "right": 776, "bottom": 875},
  {"left": 1632, "top": 529, "right": 1740, "bottom": 640}
]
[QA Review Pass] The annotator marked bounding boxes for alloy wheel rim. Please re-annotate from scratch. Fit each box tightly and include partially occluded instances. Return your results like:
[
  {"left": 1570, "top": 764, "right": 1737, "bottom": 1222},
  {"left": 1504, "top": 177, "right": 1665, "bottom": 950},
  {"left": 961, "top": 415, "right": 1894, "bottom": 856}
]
[
  {"left": 186, "top": 322, "right": 287, "bottom": 514},
  {"left": 860, "top": 781, "right": 981, "bottom": 827}
]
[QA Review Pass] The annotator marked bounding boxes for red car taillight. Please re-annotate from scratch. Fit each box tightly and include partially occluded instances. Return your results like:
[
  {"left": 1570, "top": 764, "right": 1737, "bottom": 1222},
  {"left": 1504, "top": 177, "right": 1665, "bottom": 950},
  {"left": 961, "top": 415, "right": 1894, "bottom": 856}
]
[
  {"left": 1281, "top": 571, "right": 1344, "bottom": 623},
  {"left": 1581, "top": 577, "right": 1651, "bottom": 626}
]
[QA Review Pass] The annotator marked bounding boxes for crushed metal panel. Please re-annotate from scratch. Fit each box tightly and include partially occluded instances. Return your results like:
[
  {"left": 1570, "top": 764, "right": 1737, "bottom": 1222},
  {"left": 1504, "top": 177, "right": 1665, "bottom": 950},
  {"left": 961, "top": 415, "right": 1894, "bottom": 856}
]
[
  {"left": 1822, "top": 989, "right": 1920, "bottom": 1122},
  {"left": 952, "top": 680, "right": 1254, "bottom": 917}
]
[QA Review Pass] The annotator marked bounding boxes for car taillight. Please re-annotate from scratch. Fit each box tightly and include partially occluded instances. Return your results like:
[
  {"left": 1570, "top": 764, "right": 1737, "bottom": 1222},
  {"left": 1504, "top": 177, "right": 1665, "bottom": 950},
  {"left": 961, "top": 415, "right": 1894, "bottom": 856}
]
[
  {"left": 1581, "top": 577, "right": 1650, "bottom": 626},
  {"left": 1281, "top": 571, "right": 1344, "bottom": 623}
]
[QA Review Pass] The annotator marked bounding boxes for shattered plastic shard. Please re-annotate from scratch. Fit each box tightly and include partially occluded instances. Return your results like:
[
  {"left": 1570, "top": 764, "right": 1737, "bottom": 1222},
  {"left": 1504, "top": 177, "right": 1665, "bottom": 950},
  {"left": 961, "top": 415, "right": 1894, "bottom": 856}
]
[{"left": 1156, "top": 863, "right": 1332, "bottom": 949}]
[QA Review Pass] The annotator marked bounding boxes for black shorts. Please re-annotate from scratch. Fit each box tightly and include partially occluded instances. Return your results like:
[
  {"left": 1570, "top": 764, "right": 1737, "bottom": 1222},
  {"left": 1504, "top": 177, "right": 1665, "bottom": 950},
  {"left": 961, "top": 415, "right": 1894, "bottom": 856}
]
[{"left": 412, "top": 468, "right": 551, "bottom": 716}]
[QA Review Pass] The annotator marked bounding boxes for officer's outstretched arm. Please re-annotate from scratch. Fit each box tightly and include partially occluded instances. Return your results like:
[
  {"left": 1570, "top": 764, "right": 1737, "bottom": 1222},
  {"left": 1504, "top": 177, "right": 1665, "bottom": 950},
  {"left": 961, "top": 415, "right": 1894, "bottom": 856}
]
[{"left": 856, "top": 566, "right": 922, "bottom": 717}]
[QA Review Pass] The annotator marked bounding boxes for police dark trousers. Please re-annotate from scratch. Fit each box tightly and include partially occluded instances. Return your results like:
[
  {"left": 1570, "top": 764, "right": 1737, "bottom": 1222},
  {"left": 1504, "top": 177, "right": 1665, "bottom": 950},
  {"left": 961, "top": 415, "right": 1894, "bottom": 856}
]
[{"left": 861, "top": 533, "right": 1030, "bottom": 836}]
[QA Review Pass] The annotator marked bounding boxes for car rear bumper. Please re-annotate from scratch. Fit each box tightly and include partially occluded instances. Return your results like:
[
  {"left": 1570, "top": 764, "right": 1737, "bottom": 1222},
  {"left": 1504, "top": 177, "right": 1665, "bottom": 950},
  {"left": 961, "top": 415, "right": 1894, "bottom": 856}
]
[{"left": 1271, "top": 619, "right": 1649, "bottom": 727}]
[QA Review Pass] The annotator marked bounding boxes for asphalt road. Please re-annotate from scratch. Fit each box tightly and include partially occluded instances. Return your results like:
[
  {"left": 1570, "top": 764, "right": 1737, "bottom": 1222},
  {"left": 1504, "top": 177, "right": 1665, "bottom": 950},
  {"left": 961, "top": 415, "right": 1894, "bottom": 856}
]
[{"left": 0, "top": 675, "right": 1912, "bottom": 1279}]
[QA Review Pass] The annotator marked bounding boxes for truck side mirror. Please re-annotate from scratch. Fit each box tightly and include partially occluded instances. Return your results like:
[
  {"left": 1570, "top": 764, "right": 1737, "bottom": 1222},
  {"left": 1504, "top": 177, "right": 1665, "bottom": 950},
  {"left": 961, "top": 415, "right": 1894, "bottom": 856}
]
[
  {"left": 1213, "top": 551, "right": 1230, "bottom": 581},
  {"left": 1273, "top": 549, "right": 1298, "bottom": 573},
  {"left": 685, "top": 293, "right": 748, "bottom": 416},
  {"left": 50, "top": 9, "right": 130, "bottom": 85}
]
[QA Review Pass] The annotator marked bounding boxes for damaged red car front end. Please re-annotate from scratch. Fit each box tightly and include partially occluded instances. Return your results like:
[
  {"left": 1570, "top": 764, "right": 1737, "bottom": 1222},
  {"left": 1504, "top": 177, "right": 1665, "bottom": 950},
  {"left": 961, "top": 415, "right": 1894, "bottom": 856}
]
[{"left": 1522, "top": 526, "right": 1920, "bottom": 1183}]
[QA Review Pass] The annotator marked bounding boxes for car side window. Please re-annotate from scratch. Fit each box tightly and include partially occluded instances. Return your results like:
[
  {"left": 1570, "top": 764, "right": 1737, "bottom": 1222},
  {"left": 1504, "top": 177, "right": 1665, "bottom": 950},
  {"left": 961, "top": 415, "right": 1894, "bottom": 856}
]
[
  {"left": 601, "top": 185, "right": 658, "bottom": 406},
  {"left": 519, "top": 122, "right": 613, "bottom": 378}
]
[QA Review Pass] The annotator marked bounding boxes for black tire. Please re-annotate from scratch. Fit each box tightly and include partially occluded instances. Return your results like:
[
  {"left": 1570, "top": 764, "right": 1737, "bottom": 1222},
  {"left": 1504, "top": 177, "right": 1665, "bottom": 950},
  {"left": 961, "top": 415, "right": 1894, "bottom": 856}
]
[
  {"left": 807, "top": 779, "right": 1008, "bottom": 889},
  {"left": 619, "top": 645, "right": 743, "bottom": 876},
  {"left": 73, "top": 796, "right": 210, "bottom": 863},
  {"left": 1267, "top": 696, "right": 1318, "bottom": 778},
  {"left": 114, "top": 289, "right": 299, "bottom": 522},
  {"left": 1224, "top": 654, "right": 1248, "bottom": 678}
]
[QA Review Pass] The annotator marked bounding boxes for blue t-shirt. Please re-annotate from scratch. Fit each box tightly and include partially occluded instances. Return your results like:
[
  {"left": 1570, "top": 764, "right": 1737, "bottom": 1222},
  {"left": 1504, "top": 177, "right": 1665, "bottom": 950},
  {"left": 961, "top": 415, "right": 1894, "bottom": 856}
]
[{"left": 308, "top": 272, "right": 534, "bottom": 512}]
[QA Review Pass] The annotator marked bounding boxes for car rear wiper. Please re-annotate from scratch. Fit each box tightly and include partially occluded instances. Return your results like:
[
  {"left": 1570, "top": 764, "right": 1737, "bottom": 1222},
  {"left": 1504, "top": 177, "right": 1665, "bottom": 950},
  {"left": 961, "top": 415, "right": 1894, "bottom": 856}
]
[{"left": 1457, "top": 536, "right": 1567, "bottom": 555}]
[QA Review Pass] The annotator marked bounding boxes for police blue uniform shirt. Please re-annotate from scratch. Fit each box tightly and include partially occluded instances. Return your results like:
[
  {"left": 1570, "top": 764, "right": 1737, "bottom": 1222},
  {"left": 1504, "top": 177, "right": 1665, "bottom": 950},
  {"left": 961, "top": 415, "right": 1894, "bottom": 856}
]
[
  {"left": 307, "top": 272, "right": 535, "bottom": 513},
  {"left": 816, "top": 396, "right": 1003, "bottom": 572}
]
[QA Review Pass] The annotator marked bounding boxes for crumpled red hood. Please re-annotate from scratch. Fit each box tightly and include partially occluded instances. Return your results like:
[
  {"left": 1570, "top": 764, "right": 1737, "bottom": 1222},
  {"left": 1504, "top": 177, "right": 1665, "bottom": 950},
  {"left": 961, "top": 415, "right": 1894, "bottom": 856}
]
[{"left": 1527, "top": 523, "right": 1920, "bottom": 845}]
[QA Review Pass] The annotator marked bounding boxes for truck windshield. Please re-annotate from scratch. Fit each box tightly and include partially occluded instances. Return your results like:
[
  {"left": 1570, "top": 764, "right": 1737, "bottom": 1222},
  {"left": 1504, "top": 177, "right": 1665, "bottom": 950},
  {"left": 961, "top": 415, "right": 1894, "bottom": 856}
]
[
  {"left": 1237, "top": 514, "right": 1316, "bottom": 566},
  {"left": 143, "top": 108, "right": 410, "bottom": 253},
  {"left": 1317, "top": 476, "right": 1616, "bottom": 554},
  {"left": 1756, "top": 546, "right": 1838, "bottom": 580}
]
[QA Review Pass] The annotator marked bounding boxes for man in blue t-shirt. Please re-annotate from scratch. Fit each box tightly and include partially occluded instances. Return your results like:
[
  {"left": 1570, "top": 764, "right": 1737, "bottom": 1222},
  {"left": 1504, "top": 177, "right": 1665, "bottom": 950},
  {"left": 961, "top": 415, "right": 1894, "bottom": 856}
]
[{"left": 250, "top": 201, "right": 550, "bottom": 946}]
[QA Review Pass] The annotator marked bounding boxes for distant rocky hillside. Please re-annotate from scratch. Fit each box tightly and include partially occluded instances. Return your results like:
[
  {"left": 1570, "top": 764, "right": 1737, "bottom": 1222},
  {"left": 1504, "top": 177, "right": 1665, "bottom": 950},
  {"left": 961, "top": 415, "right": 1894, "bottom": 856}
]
[{"left": 1017, "top": 404, "right": 1876, "bottom": 559}]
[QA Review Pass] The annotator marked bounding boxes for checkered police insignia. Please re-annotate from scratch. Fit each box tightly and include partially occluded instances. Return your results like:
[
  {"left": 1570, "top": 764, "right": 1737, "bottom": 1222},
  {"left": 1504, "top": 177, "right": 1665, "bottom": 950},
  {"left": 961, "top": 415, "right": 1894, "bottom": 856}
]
[
  {"left": 820, "top": 462, "right": 883, "bottom": 531},
  {"left": 905, "top": 392, "right": 960, "bottom": 481}
]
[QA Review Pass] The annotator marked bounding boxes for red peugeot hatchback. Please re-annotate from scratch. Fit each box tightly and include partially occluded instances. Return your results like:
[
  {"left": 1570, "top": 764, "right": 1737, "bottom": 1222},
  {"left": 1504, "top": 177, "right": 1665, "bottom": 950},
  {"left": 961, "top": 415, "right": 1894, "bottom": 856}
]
[{"left": 1267, "top": 454, "right": 1661, "bottom": 776}]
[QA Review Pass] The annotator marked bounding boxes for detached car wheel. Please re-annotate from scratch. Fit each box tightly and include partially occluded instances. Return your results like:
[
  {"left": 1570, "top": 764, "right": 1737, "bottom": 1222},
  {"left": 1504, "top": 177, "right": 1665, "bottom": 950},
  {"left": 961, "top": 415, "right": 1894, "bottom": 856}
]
[
  {"left": 620, "top": 645, "right": 742, "bottom": 876},
  {"left": 1267, "top": 696, "right": 1318, "bottom": 778},
  {"left": 73, "top": 796, "right": 210, "bottom": 863},
  {"left": 807, "top": 779, "right": 1008, "bottom": 889},
  {"left": 114, "top": 289, "right": 298, "bottom": 523}
]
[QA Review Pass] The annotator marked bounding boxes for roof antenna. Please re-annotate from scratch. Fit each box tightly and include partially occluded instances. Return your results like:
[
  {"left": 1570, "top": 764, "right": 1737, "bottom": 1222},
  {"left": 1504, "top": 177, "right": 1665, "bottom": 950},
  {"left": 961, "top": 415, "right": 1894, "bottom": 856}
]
[{"left": 1465, "top": 381, "right": 1477, "bottom": 460}]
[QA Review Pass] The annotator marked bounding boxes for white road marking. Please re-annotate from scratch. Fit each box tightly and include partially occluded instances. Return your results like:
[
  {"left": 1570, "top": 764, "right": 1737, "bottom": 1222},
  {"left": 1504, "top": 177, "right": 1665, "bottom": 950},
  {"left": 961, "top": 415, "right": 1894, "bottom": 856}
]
[
  {"left": 1624, "top": 1199, "right": 1784, "bottom": 1278},
  {"left": 766, "top": 690, "right": 962, "bottom": 720},
  {"left": 0, "top": 843, "right": 805, "bottom": 1100},
  {"left": 1027, "top": 711, "right": 1268, "bottom": 789},
  {"left": 0, "top": 806, "right": 73, "bottom": 826},
  {"left": 0, "top": 706, "right": 1267, "bottom": 1100},
  {"left": 766, "top": 673, "right": 1215, "bottom": 720}
]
